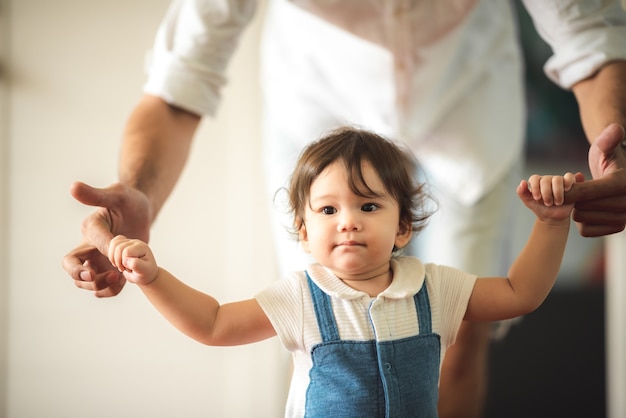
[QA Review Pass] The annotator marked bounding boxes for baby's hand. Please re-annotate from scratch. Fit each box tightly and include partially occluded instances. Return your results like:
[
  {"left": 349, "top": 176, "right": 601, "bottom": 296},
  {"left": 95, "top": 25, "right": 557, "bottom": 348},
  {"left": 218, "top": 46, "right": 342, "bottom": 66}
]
[
  {"left": 517, "top": 172, "right": 584, "bottom": 223},
  {"left": 108, "top": 235, "right": 159, "bottom": 286}
]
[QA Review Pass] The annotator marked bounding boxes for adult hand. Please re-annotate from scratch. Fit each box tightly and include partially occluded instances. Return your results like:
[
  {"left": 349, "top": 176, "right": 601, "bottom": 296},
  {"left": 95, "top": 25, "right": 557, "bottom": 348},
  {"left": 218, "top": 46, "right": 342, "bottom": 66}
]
[
  {"left": 564, "top": 123, "right": 626, "bottom": 236},
  {"left": 62, "top": 182, "right": 152, "bottom": 297}
]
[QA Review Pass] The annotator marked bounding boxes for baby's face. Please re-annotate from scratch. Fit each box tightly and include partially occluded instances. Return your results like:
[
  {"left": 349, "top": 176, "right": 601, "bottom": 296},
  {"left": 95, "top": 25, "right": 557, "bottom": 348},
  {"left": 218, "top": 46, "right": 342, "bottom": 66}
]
[{"left": 299, "top": 160, "right": 411, "bottom": 282}]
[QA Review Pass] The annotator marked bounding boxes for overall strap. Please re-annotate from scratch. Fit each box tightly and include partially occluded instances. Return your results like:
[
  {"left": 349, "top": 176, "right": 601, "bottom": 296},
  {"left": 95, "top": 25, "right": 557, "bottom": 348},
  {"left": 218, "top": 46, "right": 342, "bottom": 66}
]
[
  {"left": 414, "top": 282, "right": 433, "bottom": 334},
  {"left": 306, "top": 272, "right": 340, "bottom": 343}
]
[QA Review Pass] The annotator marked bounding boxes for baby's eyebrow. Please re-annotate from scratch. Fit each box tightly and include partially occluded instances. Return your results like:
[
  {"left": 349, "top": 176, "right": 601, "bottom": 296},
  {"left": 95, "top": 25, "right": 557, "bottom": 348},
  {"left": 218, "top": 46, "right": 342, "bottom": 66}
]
[
  {"left": 308, "top": 193, "right": 336, "bottom": 204},
  {"left": 359, "top": 190, "right": 393, "bottom": 200}
]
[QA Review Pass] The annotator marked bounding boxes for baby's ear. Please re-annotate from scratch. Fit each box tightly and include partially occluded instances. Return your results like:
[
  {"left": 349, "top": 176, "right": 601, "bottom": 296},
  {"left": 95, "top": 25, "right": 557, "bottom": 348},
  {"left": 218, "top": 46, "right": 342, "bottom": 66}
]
[
  {"left": 298, "top": 222, "right": 311, "bottom": 253},
  {"left": 395, "top": 222, "right": 412, "bottom": 249}
]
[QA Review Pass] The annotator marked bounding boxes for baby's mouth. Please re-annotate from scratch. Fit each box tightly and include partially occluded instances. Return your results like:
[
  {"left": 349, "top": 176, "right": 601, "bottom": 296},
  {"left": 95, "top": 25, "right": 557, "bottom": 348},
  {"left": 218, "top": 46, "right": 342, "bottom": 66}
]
[{"left": 336, "top": 240, "right": 364, "bottom": 247}]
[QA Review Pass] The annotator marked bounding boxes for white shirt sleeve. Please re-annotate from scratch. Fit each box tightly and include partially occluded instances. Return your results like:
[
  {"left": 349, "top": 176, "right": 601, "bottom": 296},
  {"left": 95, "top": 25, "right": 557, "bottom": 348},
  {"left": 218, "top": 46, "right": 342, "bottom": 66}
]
[
  {"left": 425, "top": 264, "right": 477, "bottom": 349},
  {"left": 522, "top": 0, "right": 626, "bottom": 89},
  {"left": 255, "top": 273, "right": 306, "bottom": 352},
  {"left": 143, "top": 0, "right": 257, "bottom": 116}
]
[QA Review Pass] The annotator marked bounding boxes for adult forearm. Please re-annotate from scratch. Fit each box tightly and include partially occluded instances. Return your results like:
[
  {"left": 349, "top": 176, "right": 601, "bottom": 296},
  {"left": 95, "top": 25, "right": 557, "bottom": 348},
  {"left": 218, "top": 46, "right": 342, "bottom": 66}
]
[
  {"left": 119, "top": 94, "right": 201, "bottom": 222},
  {"left": 572, "top": 60, "right": 626, "bottom": 141}
]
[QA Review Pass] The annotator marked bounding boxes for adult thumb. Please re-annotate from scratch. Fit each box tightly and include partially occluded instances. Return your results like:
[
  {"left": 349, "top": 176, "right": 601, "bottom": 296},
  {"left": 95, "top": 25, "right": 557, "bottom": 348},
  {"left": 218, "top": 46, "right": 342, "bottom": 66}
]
[
  {"left": 593, "top": 123, "right": 625, "bottom": 155},
  {"left": 70, "top": 181, "right": 117, "bottom": 208}
]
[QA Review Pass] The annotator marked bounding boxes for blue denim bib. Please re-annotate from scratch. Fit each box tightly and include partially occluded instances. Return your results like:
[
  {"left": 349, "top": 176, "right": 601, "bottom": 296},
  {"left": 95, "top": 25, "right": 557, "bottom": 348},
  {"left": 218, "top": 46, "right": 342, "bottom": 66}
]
[{"left": 304, "top": 273, "right": 441, "bottom": 418}]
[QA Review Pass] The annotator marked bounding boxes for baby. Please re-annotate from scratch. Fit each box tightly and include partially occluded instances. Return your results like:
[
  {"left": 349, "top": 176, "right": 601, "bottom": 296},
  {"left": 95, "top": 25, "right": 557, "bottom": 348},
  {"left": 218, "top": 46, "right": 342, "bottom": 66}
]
[{"left": 108, "top": 127, "right": 579, "bottom": 417}]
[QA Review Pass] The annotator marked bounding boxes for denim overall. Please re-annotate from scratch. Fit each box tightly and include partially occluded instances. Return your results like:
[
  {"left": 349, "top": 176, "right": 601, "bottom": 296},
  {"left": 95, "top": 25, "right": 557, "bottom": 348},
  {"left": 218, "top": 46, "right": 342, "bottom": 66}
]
[{"left": 304, "top": 275, "right": 441, "bottom": 418}]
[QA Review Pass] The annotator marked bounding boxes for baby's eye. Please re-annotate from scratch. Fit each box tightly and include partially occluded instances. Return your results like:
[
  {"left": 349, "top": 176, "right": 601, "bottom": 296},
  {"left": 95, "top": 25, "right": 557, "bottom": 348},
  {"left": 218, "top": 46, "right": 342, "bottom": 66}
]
[
  {"left": 361, "top": 203, "right": 379, "bottom": 212},
  {"left": 321, "top": 206, "right": 337, "bottom": 215}
]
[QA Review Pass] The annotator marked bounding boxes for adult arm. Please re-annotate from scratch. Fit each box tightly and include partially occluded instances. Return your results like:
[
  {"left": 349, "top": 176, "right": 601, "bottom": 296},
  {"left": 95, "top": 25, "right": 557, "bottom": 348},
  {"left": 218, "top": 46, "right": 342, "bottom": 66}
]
[
  {"left": 62, "top": 96, "right": 200, "bottom": 297},
  {"left": 522, "top": 0, "right": 626, "bottom": 235},
  {"left": 63, "top": 0, "right": 257, "bottom": 296},
  {"left": 567, "top": 61, "right": 626, "bottom": 236},
  {"left": 119, "top": 95, "right": 200, "bottom": 220}
]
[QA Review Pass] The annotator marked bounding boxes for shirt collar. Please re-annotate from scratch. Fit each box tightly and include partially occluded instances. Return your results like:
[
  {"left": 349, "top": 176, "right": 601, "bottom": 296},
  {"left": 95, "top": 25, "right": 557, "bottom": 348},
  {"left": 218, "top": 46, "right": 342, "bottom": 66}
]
[{"left": 305, "top": 256, "right": 426, "bottom": 300}]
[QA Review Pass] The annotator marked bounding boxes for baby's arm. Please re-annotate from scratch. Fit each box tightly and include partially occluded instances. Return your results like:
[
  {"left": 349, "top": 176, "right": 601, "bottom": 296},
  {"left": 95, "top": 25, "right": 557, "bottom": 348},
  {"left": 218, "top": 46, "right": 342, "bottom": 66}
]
[
  {"left": 108, "top": 235, "right": 276, "bottom": 346},
  {"left": 464, "top": 172, "right": 582, "bottom": 321}
]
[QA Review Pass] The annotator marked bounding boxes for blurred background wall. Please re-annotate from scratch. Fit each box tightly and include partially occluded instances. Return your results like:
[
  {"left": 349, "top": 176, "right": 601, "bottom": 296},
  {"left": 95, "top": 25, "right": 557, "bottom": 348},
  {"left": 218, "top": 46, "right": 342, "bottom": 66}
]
[
  {"left": 1, "top": 0, "right": 9, "bottom": 413},
  {"left": 1, "top": 1, "right": 289, "bottom": 417},
  {"left": 0, "top": 1, "right": 608, "bottom": 417}
]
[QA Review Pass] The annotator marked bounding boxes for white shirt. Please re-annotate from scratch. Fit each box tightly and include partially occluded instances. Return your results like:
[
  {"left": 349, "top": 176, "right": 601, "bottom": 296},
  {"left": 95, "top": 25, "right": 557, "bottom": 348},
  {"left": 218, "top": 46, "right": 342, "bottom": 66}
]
[
  {"left": 255, "top": 256, "right": 477, "bottom": 418},
  {"left": 144, "top": 0, "right": 626, "bottom": 204}
]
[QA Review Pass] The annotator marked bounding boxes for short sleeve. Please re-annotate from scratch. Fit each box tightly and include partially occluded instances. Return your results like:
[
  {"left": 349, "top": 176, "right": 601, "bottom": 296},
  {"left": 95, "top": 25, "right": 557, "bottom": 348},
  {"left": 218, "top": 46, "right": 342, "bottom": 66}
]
[
  {"left": 255, "top": 274, "right": 306, "bottom": 351},
  {"left": 425, "top": 264, "right": 477, "bottom": 348}
]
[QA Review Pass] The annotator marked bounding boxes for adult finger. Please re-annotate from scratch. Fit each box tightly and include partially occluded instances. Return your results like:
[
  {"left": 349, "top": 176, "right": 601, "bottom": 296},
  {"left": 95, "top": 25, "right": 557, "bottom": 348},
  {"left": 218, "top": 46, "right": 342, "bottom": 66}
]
[
  {"left": 79, "top": 211, "right": 115, "bottom": 257},
  {"left": 572, "top": 208, "right": 626, "bottom": 225},
  {"left": 574, "top": 194, "right": 626, "bottom": 211},
  {"left": 575, "top": 221, "right": 626, "bottom": 238},
  {"left": 93, "top": 276, "right": 127, "bottom": 298},
  {"left": 563, "top": 170, "right": 626, "bottom": 203},
  {"left": 61, "top": 243, "right": 100, "bottom": 282}
]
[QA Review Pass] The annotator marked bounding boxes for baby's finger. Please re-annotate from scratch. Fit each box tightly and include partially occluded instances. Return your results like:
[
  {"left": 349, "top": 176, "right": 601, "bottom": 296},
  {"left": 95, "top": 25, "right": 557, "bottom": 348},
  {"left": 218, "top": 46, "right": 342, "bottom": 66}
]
[
  {"left": 114, "top": 242, "right": 128, "bottom": 272},
  {"left": 552, "top": 176, "right": 565, "bottom": 205},
  {"left": 108, "top": 236, "right": 129, "bottom": 272},
  {"left": 108, "top": 235, "right": 122, "bottom": 263},
  {"left": 528, "top": 174, "right": 543, "bottom": 201},
  {"left": 120, "top": 255, "right": 136, "bottom": 276},
  {"left": 540, "top": 176, "right": 555, "bottom": 206},
  {"left": 563, "top": 172, "right": 576, "bottom": 191}
]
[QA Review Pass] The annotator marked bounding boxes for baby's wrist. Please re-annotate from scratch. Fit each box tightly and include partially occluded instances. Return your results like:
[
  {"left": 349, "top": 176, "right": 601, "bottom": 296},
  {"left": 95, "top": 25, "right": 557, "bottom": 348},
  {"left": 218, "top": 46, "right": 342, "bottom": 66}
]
[
  {"left": 537, "top": 217, "right": 571, "bottom": 228},
  {"left": 138, "top": 268, "right": 161, "bottom": 287}
]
